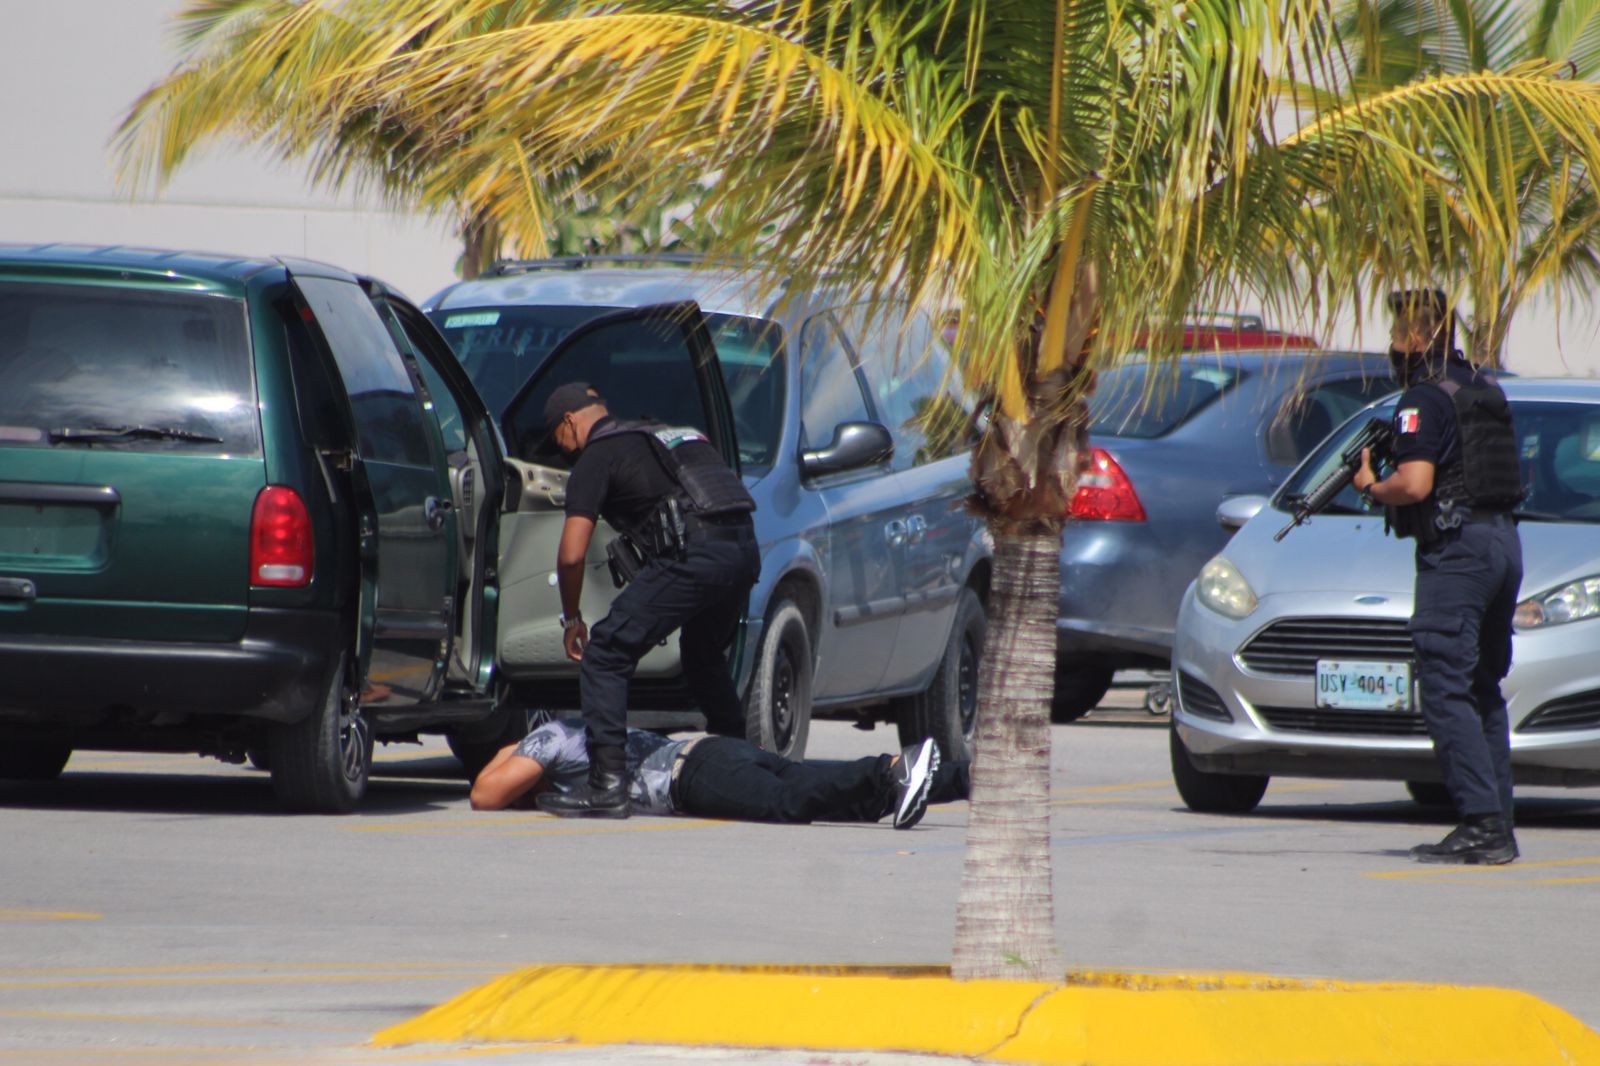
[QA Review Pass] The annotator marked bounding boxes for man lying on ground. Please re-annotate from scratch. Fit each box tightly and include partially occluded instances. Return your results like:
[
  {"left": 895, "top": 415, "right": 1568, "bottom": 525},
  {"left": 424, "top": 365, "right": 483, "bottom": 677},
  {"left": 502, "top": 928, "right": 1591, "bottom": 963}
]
[{"left": 470, "top": 717, "right": 966, "bottom": 829}]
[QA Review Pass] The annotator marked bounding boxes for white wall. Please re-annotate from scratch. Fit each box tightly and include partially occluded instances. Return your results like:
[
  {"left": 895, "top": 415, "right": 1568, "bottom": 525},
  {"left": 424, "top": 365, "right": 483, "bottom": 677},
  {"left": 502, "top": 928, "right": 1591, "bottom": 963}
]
[
  {"left": 0, "top": 0, "right": 461, "bottom": 305},
  {"left": 3, "top": 1, "right": 1598, "bottom": 375}
]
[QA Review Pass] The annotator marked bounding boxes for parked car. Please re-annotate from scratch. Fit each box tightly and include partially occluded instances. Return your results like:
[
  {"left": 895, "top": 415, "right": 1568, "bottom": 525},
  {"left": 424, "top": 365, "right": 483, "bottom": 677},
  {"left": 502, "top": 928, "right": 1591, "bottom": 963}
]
[
  {"left": 424, "top": 257, "right": 992, "bottom": 762},
  {"left": 0, "top": 244, "right": 766, "bottom": 811},
  {"left": 1055, "top": 349, "right": 1398, "bottom": 720},
  {"left": 1169, "top": 377, "right": 1600, "bottom": 813}
]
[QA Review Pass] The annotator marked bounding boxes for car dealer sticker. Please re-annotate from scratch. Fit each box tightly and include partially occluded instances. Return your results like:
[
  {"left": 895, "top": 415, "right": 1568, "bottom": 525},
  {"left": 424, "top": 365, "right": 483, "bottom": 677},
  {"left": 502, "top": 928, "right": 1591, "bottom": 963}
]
[{"left": 1316, "top": 660, "right": 1412, "bottom": 711}]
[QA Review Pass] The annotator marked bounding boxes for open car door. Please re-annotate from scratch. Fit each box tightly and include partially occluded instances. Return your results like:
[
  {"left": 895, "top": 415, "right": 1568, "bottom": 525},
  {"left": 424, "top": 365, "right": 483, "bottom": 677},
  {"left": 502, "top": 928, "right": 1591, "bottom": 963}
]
[{"left": 495, "top": 302, "right": 740, "bottom": 687}]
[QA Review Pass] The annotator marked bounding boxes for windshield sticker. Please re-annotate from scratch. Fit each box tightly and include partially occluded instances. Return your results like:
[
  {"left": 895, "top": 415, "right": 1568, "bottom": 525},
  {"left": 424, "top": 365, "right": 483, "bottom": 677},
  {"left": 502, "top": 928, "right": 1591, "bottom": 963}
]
[{"left": 444, "top": 311, "right": 500, "bottom": 328}]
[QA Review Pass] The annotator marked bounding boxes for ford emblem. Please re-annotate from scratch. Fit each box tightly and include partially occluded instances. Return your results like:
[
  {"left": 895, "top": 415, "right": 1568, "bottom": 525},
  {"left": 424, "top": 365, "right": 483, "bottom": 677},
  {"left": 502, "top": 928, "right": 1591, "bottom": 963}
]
[{"left": 1355, "top": 595, "right": 1388, "bottom": 605}]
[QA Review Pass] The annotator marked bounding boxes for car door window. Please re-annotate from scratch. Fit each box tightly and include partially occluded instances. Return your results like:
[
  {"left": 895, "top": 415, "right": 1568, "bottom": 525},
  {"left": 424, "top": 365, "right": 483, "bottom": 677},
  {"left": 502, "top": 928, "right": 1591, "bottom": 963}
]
[
  {"left": 1268, "top": 374, "right": 1398, "bottom": 465},
  {"left": 293, "top": 276, "right": 433, "bottom": 468},
  {"left": 798, "top": 313, "right": 873, "bottom": 452},
  {"left": 842, "top": 304, "right": 972, "bottom": 470},
  {"left": 502, "top": 306, "right": 725, "bottom": 466}
]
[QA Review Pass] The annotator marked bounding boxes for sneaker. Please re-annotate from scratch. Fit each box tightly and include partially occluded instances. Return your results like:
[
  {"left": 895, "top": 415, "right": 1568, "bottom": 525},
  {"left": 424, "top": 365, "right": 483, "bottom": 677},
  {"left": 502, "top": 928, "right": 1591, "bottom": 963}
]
[{"left": 890, "top": 739, "right": 940, "bottom": 830}]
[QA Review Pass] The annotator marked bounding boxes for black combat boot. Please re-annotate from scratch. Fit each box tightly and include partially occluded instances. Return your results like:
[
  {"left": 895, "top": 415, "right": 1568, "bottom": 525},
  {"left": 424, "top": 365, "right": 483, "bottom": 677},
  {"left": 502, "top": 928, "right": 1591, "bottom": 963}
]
[
  {"left": 536, "top": 744, "right": 631, "bottom": 819},
  {"left": 1409, "top": 813, "right": 1516, "bottom": 865}
]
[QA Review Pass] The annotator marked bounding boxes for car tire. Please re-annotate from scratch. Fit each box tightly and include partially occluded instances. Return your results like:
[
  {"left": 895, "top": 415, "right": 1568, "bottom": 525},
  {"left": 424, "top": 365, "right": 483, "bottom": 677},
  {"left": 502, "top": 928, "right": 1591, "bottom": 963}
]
[
  {"left": 744, "top": 598, "right": 812, "bottom": 760},
  {"left": 448, "top": 699, "right": 545, "bottom": 780},
  {"left": 0, "top": 742, "right": 72, "bottom": 781},
  {"left": 268, "top": 652, "right": 372, "bottom": 814},
  {"left": 896, "top": 587, "right": 985, "bottom": 763},
  {"left": 1405, "top": 780, "right": 1453, "bottom": 808},
  {"left": 1051, "top": 661, "right": 1115, "bottom": 723},
  {"left": 1170, "top": 725, "right": 1268, "bottom": 814}
]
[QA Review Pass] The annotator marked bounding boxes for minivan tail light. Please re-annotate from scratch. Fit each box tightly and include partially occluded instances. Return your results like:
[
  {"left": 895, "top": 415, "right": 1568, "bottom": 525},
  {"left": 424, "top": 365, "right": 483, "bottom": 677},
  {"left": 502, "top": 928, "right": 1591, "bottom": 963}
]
[
  {"left": 251, "top": 486, "right": 313, "bottom": 587},
  {"left": 1069, "top": 448, "right": 1147, "bottom": 521}
]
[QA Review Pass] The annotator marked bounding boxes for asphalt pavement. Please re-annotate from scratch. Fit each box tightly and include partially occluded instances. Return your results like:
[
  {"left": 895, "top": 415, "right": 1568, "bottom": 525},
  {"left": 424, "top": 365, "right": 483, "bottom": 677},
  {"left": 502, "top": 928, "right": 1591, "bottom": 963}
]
[{"left": 3, "top": 692, "right": 1600, "bottom": 1065}]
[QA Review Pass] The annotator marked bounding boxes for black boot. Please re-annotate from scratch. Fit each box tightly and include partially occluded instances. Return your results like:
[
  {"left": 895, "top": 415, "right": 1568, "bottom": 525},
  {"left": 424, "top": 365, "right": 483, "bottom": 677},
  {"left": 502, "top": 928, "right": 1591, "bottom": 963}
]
[
  {"left": 536, "top": 745, "right": 631, "bottom": 819},
  {"left": 1409, "top": 814, "right": 1516, "bottom": 865}
]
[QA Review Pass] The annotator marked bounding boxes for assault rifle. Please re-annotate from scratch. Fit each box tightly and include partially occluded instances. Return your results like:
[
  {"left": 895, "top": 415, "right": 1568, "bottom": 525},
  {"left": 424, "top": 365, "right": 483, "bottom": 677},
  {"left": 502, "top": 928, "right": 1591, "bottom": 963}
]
[{"left": 1274, "top": 417, "right": 1395, "bottom": 542}]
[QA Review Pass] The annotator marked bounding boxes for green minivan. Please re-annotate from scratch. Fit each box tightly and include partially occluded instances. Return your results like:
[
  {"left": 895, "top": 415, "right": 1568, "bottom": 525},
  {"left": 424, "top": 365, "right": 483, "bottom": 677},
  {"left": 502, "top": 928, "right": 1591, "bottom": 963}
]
[{"left": 0, "top": 244, "right": 740, "bottom": 811}]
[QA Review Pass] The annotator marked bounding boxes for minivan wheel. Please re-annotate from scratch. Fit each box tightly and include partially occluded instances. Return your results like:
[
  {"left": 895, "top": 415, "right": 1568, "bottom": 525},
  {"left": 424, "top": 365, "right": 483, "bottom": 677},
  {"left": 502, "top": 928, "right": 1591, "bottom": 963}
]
[
  {"left": 1169, "top": 724, "right": 1268, "bottom": 814},
  {"left": 896, "top": 587, "right": 985, "bottom": 763},
  {"left": 1405, "top": 780, "right": 1454, "bottom": 808},
  {"left": 0, "top": 742, "right": 72, "bottom": 781},
  {"left": 1051, "top": 661, "right": 1115, "bottom": 723},
  {"left": 744, "top": 598, "right": 812, "bottom": 760},
  {"left": 268, "top": 653, "right": 372, "bottom": 814},
  {"left": 448, "top": 700, "right": 545, "bottom": 780}
]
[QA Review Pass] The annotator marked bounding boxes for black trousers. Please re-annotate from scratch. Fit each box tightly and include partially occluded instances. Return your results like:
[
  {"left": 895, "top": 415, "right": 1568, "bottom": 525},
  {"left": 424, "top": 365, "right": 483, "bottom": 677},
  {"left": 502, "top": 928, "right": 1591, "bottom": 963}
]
[
  {"left": 1410, "top": 517, "right": 1523, "bottom": 821},
  {"left": 672, "top": 737, "right": 973, "bottom": 824},
  {"left": 580, "top": 524, "right": 760, "bottom": 752}
]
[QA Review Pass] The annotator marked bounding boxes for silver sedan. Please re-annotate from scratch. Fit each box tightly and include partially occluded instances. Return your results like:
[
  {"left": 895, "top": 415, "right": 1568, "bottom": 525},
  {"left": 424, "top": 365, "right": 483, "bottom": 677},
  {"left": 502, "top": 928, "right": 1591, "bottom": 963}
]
[{"left": 1170, "top": 377, "right": 1600, "bottom": 813}]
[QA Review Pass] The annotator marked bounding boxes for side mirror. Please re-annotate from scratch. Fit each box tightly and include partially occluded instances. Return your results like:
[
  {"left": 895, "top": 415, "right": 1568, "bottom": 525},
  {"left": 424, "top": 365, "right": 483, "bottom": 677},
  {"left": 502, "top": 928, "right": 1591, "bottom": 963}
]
[
  {"left": 801, "top": 421, "right": 894, "bottom": 477},
  {"left": 1216, "top": 494, "right": 1269, "bottom": 531}
]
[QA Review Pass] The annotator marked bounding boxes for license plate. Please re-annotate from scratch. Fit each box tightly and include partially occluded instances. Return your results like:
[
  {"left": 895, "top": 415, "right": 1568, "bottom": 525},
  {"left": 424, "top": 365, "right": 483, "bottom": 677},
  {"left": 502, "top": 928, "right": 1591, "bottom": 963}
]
[{"left": 1315, "top": 660, "right": 1412, "bottom": 711}]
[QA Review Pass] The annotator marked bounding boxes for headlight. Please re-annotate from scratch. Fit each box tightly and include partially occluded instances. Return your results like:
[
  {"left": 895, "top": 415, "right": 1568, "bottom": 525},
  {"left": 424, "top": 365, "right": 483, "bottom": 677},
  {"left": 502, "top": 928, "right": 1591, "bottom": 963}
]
[
  {"left": 1196, "top": 556, "right": 1258, "bottom": 619},
  {"left": 1515, "top": 576, "right": 1600, "bottom": 629}
]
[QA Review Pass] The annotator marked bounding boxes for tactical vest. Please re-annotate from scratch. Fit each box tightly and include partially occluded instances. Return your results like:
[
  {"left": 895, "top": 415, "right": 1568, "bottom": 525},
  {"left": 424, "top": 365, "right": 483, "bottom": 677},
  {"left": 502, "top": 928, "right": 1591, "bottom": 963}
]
[
  {"left": 1390, "top": 377, "right": 1522, "bottom": 541},
  {"left": 586, "top": 419, "right": 756, "bottom": 519}
]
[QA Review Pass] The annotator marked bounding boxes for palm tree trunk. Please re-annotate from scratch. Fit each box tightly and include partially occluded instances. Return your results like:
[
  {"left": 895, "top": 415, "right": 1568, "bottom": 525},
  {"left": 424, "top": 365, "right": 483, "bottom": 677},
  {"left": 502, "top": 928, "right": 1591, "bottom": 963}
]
[{"left": 952, "top": 528, "right": 1061, "bottom": 980}]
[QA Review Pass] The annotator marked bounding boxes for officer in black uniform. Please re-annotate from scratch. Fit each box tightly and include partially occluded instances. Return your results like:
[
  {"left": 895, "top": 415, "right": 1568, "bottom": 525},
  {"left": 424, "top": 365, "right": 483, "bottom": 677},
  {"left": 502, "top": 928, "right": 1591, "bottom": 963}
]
[
  {"left": 1353, "top": 290, "right": 1524, "bottom": 865},
  {"left": 537, "top": 381, "right": 761, "bottom": 818}
]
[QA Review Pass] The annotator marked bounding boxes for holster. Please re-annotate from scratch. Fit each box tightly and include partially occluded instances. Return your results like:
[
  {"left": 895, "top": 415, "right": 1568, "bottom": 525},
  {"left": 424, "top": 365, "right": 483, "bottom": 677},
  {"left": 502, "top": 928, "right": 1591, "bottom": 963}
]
[{"left": 605, "top": 534, "right": 648, "bottom": 588}]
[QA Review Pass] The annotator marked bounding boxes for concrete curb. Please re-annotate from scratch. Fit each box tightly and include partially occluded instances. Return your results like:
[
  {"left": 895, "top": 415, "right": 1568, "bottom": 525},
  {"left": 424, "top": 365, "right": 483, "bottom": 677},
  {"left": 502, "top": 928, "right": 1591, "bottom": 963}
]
[{"left": 372, "top": 964, "right": 1600, "bottom": 1065}]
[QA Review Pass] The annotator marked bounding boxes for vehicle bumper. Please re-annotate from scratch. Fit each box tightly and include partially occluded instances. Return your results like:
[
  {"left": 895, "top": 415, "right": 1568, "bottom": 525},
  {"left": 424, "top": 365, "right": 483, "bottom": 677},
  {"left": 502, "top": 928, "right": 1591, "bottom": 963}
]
[
  {"left": 0, "top": 608, "right": 340, "bottom": 726},
  {"left": 1057, "top": 524, "right": 1191, "bottom": 665},
  {"left": 1172, "top": 588, "right": 1600, "bottom": 787}
]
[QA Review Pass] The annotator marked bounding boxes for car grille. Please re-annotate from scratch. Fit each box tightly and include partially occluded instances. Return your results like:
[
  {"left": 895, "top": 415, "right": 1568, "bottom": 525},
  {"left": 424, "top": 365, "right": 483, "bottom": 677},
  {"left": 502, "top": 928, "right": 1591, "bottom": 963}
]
[
  {"left": 1256, "top": 707, "right": 1430, "bottom": 737},
  {"left": 1238, "top": 617, "right": 1414, "bottom": 676},
  {"left": 1177, "top": 672, "right": 1231, "bottom": 722},
  {"left": 1518, "top": 689, "right": 1600, "bottom": 734}
]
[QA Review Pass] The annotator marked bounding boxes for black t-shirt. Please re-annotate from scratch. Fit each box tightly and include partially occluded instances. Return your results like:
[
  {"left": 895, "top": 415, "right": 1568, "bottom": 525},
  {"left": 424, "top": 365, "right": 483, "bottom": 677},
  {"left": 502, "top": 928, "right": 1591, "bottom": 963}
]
[
  {"left": 564, "top": 415, "right": 678, "bottom": 532},
  {"left": 1389, "top": 359, "right": 1483, "bottom": 469}
]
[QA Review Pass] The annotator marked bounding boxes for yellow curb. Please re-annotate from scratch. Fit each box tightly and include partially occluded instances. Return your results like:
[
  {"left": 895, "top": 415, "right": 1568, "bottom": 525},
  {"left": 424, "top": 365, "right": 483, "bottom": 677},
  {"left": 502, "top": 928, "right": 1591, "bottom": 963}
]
[{"left": 372, "top": 963, "right": 1600, "bottom": 1066}]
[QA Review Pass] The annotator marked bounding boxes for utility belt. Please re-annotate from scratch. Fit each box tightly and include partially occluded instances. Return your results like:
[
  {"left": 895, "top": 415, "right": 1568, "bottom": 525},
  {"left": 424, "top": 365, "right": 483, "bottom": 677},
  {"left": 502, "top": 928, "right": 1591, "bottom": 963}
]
[
  {"left": 1394, "top": 500, "right": 1516, "bottom": 548},
  {"left": 604, "top": 497, "right": 753, "bottom": 588}
]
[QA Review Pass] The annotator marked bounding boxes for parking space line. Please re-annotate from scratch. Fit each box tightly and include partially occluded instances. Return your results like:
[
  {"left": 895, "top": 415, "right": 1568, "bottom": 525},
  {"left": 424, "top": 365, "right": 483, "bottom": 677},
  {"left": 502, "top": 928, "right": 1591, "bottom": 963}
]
[
  {"left": 344, "top": 816, "right": 725, "bottom": 836},
  {"left": 0, "top": 909, "right": 101, "bottom": 921}
]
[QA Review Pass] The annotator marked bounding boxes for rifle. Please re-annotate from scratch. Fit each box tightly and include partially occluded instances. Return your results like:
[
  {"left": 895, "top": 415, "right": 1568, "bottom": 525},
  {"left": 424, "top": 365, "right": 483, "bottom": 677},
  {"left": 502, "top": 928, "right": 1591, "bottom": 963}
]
[{"left": 1274, "top": 417, "right": 1395, "bottom": 542}]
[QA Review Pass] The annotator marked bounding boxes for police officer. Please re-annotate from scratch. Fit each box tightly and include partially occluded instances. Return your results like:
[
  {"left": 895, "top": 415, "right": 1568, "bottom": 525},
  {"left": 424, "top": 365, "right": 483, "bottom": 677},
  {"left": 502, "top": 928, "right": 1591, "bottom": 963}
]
[
  {"left": 538, "top": 381, "right": 761, "bottom": 818},
  {"left": 1353, "top": 290, "right": 1524, "bottom": 865}
]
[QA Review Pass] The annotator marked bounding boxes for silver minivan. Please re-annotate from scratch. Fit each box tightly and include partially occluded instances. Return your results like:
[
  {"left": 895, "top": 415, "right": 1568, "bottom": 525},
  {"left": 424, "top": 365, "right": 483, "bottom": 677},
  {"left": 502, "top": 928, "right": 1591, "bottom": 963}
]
[{"left": 425, "top": 259, "right": 992, "bottom": 760}]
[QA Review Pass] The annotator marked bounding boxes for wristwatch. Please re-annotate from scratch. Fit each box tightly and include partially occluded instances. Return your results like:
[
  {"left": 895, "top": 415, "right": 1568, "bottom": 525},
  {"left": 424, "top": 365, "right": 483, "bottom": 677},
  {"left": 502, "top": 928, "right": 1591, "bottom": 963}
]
[
  {"left": 559, "top": 612, "right": 583, "bottom": 631},
  {"left": 1359, "top": 486, "right": 1376, "bottom": 508}
]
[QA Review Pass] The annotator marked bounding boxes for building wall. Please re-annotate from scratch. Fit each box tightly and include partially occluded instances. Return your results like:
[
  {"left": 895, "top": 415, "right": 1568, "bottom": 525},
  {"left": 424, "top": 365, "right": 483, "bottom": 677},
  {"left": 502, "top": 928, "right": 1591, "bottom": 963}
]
[{"left": 0, "top": 0, "right": 461, "bottom": 305}]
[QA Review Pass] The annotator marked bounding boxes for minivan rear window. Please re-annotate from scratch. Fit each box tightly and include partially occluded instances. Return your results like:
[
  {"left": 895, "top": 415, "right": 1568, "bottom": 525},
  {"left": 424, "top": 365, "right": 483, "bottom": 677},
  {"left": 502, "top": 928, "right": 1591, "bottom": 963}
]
[
  {"left": 0, "top": 282, "right": 258, "bottom": 453},
  {"left": 1088, "top": 362, "right": 1245, "bottom": 438}
]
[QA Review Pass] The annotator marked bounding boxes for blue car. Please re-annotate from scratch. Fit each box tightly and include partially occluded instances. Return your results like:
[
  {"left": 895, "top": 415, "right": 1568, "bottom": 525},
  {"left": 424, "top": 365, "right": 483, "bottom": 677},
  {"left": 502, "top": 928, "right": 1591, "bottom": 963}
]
[
  {"left": 424, "top": 259, "right": 992, "bottom": 760},
  {"left": 1054, "top": 349, "right": 1398, "bottom": 720}
]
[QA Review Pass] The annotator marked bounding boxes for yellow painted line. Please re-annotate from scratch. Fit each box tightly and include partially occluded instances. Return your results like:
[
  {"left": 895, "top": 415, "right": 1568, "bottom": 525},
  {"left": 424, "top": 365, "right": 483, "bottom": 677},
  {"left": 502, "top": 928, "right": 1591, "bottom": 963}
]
[
  {"left": 0, "top": 973, "right": 488, "bottom": 992},
  {"left": 0, "top": 962, "right": 488, "bottom": 978},
  {"left": 372, "top": 963, "right": 1600, "bottom": 1066},
  {"left": 345, "top": 817, "right": 724, "bottom": 835},
  {"left": 0, "top": 909, "right": 100, "bottom": 921}
]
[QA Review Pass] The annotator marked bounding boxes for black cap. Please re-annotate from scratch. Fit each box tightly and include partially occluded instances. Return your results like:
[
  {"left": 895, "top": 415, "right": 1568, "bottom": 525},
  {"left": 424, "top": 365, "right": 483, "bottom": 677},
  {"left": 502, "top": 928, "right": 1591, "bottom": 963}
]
[{"left": 543, "top": 381, "right": 605, "bottom": 430}]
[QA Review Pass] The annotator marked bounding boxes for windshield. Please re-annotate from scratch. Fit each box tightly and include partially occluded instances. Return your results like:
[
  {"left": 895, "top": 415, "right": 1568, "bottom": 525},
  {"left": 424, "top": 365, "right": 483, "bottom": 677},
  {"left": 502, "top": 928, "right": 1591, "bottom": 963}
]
[
  {"left": 0, "top": 281, "right": 258, "bottom": 453},
  {"left": 1278, "top": 397, "right": 1600, "bottom": 523},
  {"left": 431, "top": 304, "right": 787, "bottom": 474},
  {"left": 1088, "top": 361, "right": 1246, "bottom": 438}
]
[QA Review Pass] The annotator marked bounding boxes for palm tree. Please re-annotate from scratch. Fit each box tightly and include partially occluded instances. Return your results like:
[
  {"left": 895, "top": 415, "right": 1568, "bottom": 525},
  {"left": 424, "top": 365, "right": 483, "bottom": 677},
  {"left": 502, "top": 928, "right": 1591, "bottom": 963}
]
[
  {"left": 1329, "top": 0, "right": 1600, "bottom": 363},
  {"left": 116, "top": 0, "right": 1600, "bottom": 979}
]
